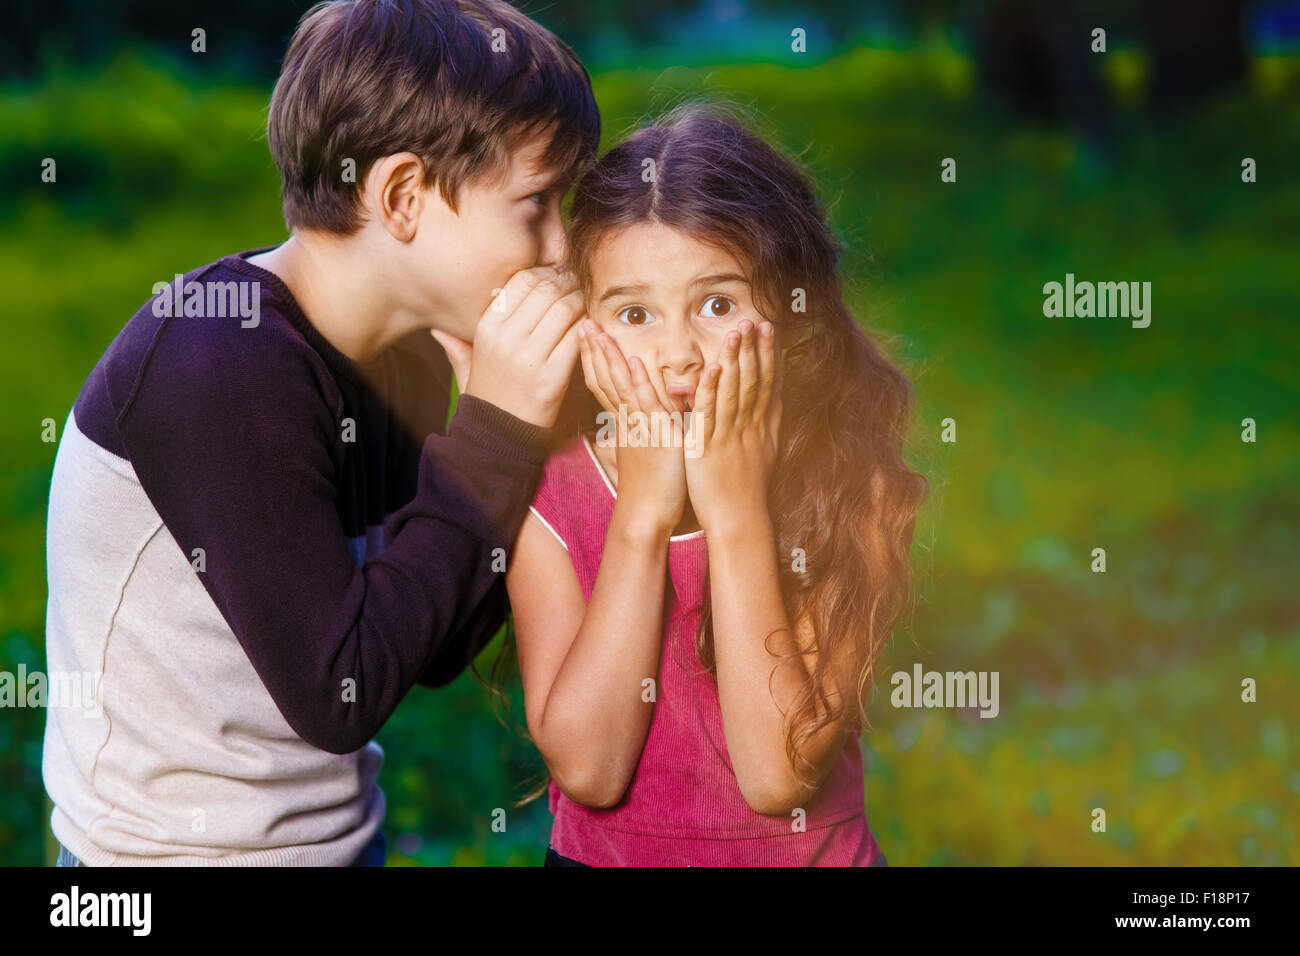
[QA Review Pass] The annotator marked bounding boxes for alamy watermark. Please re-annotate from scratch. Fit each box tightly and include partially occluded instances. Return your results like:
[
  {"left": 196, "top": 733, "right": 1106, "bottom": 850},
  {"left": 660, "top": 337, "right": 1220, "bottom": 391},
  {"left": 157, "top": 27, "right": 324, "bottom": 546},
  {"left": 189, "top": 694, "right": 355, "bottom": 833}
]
[
  {"left": 1042, "top": 273, "right": 1151, "bottom": 328},
  {"left": 50, "top": 886, "right": 151, "bottom": 935},
  {"left": 151, "top": 274, "right": 260, "bottom": 328},
  {"left": 595, "top": 404, "right": 702, "bottom": 458},
  {"left": 891, "top": 664, "right": 999, "bottom": 718},
  {"left": 0, "top": 665, "right": 103, "bottom": 719}
]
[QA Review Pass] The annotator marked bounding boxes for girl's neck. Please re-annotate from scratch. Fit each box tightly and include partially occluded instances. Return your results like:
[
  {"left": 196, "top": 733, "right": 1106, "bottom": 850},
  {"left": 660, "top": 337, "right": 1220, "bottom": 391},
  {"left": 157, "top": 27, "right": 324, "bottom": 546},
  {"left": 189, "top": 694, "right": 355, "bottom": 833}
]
[{"left": 586, "top": 432, "right": 702, "bottom": 537}]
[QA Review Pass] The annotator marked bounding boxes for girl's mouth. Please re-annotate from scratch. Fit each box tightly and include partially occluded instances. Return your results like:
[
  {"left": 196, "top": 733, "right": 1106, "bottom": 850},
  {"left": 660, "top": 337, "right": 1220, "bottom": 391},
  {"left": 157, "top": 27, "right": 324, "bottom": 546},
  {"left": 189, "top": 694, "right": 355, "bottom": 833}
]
[{"left": 665, "top": 383, "right": 696, "bottom": 413}]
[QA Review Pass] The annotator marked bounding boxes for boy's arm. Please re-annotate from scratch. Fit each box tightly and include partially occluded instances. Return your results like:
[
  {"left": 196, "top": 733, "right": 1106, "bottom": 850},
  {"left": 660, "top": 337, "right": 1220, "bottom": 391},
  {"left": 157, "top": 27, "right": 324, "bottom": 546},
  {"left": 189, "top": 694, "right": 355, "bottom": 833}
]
[
  {"left": 392, "top": 330, "right": 510, "bottom": 690},
  {"left": 413, "top": 575, "right": 509, "bottom": 688},
  {"left": 118, "top": 323, "right": 545, "bottom": 755}
]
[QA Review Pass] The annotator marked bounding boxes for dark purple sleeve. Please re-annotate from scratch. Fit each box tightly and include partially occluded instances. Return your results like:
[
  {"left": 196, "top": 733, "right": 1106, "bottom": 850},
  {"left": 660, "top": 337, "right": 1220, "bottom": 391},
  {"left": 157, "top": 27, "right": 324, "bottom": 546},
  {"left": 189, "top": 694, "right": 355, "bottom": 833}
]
[
  {"left": 117, "top": 320, "right": 545, "bottom": 754},
  {"left": 414, "top": 575, "right": 509, "bottom": 688}
]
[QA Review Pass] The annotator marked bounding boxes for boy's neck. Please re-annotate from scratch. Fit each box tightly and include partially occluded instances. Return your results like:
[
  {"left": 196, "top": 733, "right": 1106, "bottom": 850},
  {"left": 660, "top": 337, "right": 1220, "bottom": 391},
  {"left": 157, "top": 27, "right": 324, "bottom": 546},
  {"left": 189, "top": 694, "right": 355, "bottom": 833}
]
[{"left": 248, "top": 231, "right": 424, "bottom": 366}]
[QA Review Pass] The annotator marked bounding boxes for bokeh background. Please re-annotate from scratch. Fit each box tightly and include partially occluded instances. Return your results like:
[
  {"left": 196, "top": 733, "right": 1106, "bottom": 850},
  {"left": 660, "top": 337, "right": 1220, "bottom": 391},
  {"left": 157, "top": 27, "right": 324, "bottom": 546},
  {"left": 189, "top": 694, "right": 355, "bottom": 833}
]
[{"left": 2, "top": 0, "right": 1297, "bottom": 866}]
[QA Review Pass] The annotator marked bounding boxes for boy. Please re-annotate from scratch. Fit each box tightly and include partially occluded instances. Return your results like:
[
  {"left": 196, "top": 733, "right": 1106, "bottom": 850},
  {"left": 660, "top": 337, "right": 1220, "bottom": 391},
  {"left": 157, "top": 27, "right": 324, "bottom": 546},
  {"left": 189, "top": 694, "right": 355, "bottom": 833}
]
[{"left": 42, "top": 0, "right": 599, "bottom": 865}]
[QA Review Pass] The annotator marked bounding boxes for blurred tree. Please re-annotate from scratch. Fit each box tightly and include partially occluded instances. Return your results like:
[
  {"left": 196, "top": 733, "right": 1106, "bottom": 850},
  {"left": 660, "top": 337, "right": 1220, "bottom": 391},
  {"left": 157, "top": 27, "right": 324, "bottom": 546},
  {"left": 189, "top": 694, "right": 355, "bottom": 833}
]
[
  {"left": 1140, "top": 0, "right": 1249, "bottom": 117},
  {"left": 4, "top": 0, "right": 316, "bottom": 80},
  {"left": 973, "top": 0, "right": 1115, "bottom": 158}
]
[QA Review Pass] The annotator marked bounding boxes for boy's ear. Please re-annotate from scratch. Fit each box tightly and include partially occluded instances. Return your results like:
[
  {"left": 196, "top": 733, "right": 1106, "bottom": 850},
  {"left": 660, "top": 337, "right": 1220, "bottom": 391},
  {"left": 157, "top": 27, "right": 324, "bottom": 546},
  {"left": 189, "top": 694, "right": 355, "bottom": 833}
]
[{"left": 365, "top": 152, "right": 429, "bottom": 242}]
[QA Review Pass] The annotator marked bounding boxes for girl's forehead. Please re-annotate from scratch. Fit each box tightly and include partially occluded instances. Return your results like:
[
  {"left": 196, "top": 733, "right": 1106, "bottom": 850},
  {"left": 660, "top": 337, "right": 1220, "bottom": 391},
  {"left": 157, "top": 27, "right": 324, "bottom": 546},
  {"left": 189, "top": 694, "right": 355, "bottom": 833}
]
[{"left": 588, "top": 222, "right": 748, "bottom": 288}]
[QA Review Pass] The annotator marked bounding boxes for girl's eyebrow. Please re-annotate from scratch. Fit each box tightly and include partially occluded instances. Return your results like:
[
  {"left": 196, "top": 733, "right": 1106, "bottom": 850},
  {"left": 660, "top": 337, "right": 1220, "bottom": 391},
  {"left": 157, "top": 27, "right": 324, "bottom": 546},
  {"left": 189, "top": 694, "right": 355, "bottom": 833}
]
[
  {"left": 689, "top": 273, "right": 749, "bottom": 289},
  {"left": 597, "top": 273, "right": 749, "bottom": 305},
  {"left": 598, "top": 283, "right": 647, "bottom": 304}
]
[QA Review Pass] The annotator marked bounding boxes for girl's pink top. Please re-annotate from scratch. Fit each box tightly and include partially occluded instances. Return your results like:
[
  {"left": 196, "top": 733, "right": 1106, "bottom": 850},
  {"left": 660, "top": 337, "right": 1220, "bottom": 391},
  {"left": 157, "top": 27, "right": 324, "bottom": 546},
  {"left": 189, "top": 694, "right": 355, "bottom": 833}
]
[{"left": 528, "top": 434, "right": 883, "bottom": 866}]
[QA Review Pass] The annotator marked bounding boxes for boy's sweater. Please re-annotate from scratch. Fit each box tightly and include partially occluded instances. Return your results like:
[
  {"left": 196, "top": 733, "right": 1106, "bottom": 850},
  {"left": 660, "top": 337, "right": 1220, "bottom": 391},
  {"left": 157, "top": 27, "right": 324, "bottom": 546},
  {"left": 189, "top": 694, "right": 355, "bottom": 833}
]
[{"left": 41, "top": 247, "right": 546, "bottom": 865}]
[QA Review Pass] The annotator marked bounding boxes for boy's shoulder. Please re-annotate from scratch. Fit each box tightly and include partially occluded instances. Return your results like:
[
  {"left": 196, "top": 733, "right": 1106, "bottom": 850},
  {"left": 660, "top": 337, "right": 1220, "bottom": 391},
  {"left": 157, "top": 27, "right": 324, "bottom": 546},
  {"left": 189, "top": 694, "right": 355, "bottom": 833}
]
[{"left": 74, "top": 248, "right": 340, "bottom": 457}]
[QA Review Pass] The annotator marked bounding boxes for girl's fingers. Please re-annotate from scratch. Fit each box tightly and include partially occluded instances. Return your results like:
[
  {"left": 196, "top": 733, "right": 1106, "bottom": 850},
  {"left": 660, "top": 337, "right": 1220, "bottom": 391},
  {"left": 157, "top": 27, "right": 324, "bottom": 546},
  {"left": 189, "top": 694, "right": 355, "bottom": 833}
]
[
  {"left": 713, "top": 330, "right": 741, "bottom": 437},
  {"left": 689, "top": 362, "right": 721, "bottom": 450},
  {"left": 627, "top": 356, "right": 662, "bottom": 414},
  {"left": 586, "top": 326, "right": 613, "bottom": 395},
  {"left": 596, "top": 331, "right": 635, "bottom": 406},
  {"left": 589, "top": 327, "right": 626, "bottom": 414},
  {"left": 767, "top": 387, "right": 784, "bottom": 447},
  {"left": 629, "top": 356, "right": 683, "bottom": 446},
  {"left": 735, "top": 320, "right": 759, "bottom": 422},
  {"left": 754, "top": 321, "right": 775, "bottom": 421},
  {"left": 579, "top": 324, "right": 615, "bottom": 413}
]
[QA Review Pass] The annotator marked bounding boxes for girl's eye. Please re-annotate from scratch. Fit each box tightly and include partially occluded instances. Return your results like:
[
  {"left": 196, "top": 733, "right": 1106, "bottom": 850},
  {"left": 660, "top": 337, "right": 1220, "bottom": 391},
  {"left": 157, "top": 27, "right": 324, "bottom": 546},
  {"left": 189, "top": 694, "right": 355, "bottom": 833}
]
[
  {"left": 527, "top": 193, "right": 546, "bottom": 205},
  {"left": 618, "top": 306, "right": 652, "bottom": 326},
  {"left": 701, "top": 295, "right": 734, "bottom": 319}
]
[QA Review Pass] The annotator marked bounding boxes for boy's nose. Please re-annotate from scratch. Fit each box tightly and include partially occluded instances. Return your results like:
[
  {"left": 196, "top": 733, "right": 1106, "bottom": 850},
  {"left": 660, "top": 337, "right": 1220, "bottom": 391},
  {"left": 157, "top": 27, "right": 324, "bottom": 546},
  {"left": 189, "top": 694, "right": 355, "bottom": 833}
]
[{"left": 538, "top": 211, "right": 568, "bottom": 269}]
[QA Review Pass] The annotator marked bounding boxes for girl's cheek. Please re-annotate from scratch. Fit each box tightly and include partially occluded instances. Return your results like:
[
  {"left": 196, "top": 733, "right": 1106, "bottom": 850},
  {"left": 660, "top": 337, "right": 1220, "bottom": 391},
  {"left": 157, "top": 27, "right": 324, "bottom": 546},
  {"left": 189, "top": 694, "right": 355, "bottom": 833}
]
[
  {"left": 698, "top": 327, "right": 731, "bottom": 358},
  {"left": 697, "top": 310, "right": 749, "bottom": 343},
  {"left": 602, "top": 324, "right": 644, "bottom": 362}
]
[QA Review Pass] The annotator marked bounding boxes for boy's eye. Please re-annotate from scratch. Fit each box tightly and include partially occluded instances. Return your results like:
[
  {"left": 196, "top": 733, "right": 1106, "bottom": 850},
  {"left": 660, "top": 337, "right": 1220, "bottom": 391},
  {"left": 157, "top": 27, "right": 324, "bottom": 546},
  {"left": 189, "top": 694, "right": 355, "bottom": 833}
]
[
  {"left": 617, "top": 306, "right": 652, "bottom": 326},
  {"left": 701, "top": 295, "right": 734, "bottom": 319},
  {"left": 527, "top": 192, "right": 546, "bottom": 205}
]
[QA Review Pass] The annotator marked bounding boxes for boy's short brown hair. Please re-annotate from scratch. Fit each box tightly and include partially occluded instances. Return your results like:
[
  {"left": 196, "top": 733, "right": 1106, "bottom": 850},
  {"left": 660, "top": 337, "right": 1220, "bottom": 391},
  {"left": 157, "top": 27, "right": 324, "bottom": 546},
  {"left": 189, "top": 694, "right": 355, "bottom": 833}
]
[{"left": 268, "top": 0, "right": 600, "bottom": 234}]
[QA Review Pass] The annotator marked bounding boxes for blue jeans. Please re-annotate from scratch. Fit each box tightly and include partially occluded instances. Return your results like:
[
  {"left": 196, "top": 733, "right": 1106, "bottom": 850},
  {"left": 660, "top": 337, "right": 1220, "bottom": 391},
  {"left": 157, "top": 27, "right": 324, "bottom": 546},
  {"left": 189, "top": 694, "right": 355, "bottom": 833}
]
[
  {"left": 544, "top": 845, "right": 587, "bottom": 867},
  {"left": 55, "top": 829, "right": 387, "bottom": 867}
]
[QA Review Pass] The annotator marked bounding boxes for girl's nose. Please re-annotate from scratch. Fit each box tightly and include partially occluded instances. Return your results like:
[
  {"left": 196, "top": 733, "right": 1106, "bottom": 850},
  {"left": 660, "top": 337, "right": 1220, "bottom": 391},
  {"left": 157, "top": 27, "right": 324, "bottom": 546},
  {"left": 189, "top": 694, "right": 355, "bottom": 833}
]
[{"left": 658, "top": 323, "right": 704, "bottom": 377}]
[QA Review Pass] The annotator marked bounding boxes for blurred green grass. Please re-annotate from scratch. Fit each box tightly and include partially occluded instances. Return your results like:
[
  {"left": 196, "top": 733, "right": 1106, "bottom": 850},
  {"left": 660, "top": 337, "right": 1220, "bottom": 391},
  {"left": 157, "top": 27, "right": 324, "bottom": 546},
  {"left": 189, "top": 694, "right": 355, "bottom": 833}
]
[{"left": 2, "top": 46, "right": 1297, "bottom": 866}]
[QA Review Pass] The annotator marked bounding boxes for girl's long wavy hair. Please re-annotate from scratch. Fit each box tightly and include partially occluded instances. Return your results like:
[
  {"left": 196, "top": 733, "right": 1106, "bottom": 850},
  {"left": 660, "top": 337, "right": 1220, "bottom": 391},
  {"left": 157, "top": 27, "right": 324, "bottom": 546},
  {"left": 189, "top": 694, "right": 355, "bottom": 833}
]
[{"left": 487, "top": 101, "right": 928, "bottom": 806}]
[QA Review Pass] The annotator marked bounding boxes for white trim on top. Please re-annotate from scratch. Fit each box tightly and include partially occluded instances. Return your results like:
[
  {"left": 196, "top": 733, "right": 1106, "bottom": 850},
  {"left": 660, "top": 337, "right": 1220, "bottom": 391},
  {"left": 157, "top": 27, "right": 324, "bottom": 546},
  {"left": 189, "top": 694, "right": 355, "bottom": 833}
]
[
  {"left": 580, "top": 434, "right": 706, "bottom": 542},
  {"left": 527, "top": 505, "right": 570, "bottom": 552}
]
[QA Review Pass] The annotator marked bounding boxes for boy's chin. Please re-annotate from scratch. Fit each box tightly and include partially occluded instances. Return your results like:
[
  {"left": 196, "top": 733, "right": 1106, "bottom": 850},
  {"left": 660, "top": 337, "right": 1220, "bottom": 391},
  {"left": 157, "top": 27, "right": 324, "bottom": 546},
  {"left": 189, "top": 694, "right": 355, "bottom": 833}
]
[{"left": 427, "top": 311, "right": 479, "bottom": 344}]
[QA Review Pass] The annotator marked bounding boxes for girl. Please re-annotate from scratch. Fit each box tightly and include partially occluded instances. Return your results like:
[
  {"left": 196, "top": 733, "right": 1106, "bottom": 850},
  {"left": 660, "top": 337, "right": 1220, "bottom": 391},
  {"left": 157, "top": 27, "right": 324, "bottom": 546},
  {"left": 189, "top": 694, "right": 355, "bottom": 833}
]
[{"left": 504, "top": 102, "right": 928, "bottom": 866}]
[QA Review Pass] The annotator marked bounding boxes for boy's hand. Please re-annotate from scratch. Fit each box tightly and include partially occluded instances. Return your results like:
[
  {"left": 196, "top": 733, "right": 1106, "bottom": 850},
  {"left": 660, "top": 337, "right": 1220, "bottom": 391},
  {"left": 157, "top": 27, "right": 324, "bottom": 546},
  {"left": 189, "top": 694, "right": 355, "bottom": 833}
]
[{"left": 431, "top": 266, "right": 583, "bottom": 428}]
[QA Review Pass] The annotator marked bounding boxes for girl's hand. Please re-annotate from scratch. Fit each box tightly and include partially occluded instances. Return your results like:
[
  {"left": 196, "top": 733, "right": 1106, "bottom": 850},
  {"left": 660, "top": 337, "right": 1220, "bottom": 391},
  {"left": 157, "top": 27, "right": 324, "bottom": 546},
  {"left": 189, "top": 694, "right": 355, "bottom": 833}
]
[
  {"left": 578, "top": 320, "right": 688, "bottom": 536},
  {"left": 685, "top": 319, "right": 781, "bottom": 536}
]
